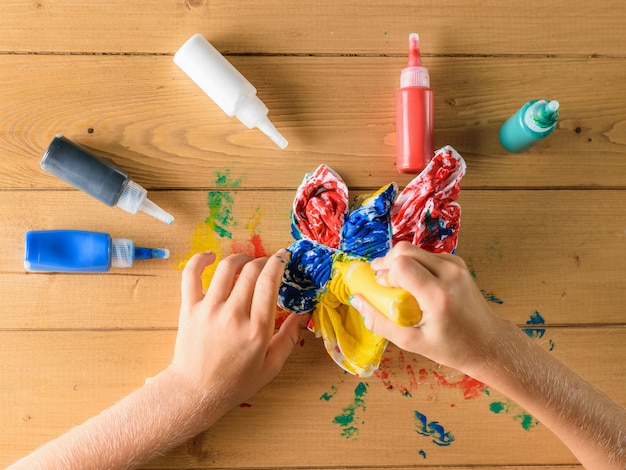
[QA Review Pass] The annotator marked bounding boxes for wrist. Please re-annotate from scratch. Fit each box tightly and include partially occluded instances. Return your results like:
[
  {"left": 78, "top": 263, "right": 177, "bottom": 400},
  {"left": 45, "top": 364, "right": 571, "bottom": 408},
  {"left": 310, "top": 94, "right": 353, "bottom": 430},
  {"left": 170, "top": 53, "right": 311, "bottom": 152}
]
[
  {"left": 462, "top": 317, "right": 531, "bottom": 386},
  {"left": 160, "top": 364, "right": 230, "bottom": 429}
]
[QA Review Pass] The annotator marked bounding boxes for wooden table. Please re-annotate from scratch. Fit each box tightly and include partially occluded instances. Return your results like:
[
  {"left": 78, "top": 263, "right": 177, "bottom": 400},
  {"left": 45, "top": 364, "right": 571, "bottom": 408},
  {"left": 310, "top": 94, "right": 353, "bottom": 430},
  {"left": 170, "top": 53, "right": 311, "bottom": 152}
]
[{"left": 1, "top": 1, "right": 625, "bottom": 468}]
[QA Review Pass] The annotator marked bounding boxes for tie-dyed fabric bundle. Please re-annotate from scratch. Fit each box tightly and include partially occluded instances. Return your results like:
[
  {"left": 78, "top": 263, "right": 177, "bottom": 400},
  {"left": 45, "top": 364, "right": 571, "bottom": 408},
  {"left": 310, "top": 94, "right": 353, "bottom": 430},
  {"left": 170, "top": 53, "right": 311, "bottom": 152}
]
[{"left": 278, "top": 146, "right": 467, "bottom": 376}]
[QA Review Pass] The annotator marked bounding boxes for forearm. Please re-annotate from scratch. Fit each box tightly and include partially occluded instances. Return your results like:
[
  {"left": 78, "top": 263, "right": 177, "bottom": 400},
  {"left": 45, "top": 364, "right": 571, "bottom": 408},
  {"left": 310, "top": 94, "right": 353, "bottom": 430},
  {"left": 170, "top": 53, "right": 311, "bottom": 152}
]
[
  {"left": 9, "top": 366, "right": 224, "bottom": 470},
  {"left": 470, "top": 318, "right": 626, "bottom": 470}
]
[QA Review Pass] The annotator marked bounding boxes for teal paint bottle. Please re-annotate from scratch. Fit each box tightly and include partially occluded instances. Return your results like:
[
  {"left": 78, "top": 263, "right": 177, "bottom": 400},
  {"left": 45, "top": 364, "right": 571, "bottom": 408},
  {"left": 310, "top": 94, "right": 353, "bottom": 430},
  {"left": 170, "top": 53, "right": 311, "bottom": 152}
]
[{"left": 499, "top": 100, "right": 559, "bottom": 153}]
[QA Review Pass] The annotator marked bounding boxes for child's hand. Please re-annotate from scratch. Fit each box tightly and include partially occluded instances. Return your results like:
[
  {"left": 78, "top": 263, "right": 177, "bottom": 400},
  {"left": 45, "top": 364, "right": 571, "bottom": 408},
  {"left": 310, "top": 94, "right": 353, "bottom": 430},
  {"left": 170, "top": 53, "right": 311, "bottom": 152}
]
[
  {"left": 170, "top": 250, "right": 310, "bottom": 413},
  {"left": 350, "top": 242, "right": 507, "bottom": 375}
]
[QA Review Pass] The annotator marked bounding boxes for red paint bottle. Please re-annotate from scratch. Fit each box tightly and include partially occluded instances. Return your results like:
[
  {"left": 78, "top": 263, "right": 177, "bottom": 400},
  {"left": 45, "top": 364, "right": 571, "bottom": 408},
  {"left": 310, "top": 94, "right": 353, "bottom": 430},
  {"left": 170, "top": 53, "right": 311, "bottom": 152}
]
[{"left": 395, "top": 33, "right": 434, "bottom": 173}]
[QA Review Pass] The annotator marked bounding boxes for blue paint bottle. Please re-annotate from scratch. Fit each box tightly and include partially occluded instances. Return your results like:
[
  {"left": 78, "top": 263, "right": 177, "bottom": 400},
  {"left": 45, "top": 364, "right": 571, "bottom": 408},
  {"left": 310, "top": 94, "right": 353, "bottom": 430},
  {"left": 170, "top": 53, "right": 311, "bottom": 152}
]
[
  {"left": 499, "top": 100, "right": 559, "bottom": 153},
  {"left": 24, "top": 230, "right": 170, "bottom": 272}
]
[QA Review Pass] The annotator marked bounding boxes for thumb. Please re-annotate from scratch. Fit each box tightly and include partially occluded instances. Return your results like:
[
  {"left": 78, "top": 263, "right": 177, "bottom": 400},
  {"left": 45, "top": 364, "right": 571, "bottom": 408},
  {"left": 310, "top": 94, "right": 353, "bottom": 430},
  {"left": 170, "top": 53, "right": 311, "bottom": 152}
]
[
  {"left": 350, "top": 294, "right": 422, "bottom": 352},
  {"left": 260, "top": 313, "right": 311, "bottom": 383}
]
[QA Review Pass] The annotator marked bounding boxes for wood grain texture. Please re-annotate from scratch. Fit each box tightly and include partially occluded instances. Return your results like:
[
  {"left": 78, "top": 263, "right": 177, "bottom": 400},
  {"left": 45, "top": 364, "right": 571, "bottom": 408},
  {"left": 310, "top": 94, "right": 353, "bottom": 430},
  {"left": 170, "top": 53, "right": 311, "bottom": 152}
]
[
  {"left": 1, "top": 190, "right": 625, "bottom": 328},
  {"left": 1, "top": 329, "right": 622, "bottom": 468},
  {"left": 1, "top": 0, "right": 624, "bottom": 56},
  {"left": 1, "top": 55, "right": 625, "bottom": 190},
  {"left": 1, "top": 0, "right": 624, "bottom": 468}
]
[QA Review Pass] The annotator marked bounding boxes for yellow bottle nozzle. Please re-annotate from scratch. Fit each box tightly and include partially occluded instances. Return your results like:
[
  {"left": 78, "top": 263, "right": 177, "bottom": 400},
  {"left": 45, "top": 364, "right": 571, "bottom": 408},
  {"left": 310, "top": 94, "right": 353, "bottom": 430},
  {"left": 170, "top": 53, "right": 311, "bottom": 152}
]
[{"left": 339, "top": 260, "right": 422, "bottom": 327}]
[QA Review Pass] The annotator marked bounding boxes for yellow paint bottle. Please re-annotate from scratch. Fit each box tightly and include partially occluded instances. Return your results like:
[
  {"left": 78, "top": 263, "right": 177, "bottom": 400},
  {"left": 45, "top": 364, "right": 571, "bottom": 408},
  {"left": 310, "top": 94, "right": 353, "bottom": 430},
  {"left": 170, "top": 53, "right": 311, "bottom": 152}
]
[{"left": 338, "top": 260, "right": 422, "bottom": 327}]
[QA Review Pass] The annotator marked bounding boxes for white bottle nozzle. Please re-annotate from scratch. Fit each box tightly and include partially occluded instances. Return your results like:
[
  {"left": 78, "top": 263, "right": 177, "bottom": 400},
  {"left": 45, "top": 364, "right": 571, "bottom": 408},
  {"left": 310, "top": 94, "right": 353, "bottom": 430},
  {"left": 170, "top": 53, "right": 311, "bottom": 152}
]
[
  {"left": 139, "top": 197, "right": 175, "bottom": 225},
  {"left": 110, "top": 238, "right": 134, "bottom": 268},
  {"left": 257, "top": 116, "right": 288, "bottom": 149},
  {"left": 547, "top": 100, "right": 560, "bottom": 112},
  {"left": 110, "top": 238, "right": 170, "bottom": 269},
  {"left": 174, "top": 33, "right": 288, "bottom": 149},
  {"left": 116, "top": 180, "right": 174, "bottom": 224}
]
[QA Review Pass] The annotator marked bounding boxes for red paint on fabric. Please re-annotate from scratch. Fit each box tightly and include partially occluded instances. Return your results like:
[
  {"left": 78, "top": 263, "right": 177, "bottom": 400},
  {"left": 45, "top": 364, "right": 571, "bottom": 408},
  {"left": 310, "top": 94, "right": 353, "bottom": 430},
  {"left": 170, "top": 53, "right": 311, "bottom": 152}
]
[
  {"left": 391, "top": 147, "right": 465, "bottom": 253},
  {"left": 292, "top": 165, "right": 348, "bottom": 248}
]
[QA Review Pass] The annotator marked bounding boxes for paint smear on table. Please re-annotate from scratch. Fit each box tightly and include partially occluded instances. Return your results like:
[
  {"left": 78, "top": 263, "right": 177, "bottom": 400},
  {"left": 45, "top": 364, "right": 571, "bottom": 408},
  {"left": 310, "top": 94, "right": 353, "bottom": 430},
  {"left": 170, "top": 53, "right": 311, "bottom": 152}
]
[
  {"left": 330, "top": 382, "right": 368, "bottom": 439},
  {"left": 374, "top": 348, "right": 487, "bottom": 401},
  {"left": 178, "top": 169, "right": 273, "bottom": 290},
  {"left": 524, "top": 310, "right": 556, "bottom": 351},
  {"left": 414, "top": 410, "right": 455, "bottom": 446},
  {"left": 466, "top": 258, "right": 504, "bottom": 304},
  {"left": 485, "top": 389, "right": 540, "bottom": 431}
]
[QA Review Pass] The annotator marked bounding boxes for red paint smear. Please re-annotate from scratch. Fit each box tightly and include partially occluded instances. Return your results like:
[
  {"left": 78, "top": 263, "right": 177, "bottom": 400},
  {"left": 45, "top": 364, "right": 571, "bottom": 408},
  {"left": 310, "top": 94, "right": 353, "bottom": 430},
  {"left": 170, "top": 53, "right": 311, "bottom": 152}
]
[
  {"left": 239, "top": 403, "right": 252, "bottom": 408},
  {"left": 432, "top": 371, "right": 486, "bottom": 400},
  {"left": 231, "top": 234, "right": 272, "bottom": 258},
  {"left": 406, "top": 364, "right": 419, "bottom": 389},
  {"left": 299, "top": 338, "right": 305, "bottom": 347},
  {"left": 250, "top": 233, "right": 271, "bottom": 258}
]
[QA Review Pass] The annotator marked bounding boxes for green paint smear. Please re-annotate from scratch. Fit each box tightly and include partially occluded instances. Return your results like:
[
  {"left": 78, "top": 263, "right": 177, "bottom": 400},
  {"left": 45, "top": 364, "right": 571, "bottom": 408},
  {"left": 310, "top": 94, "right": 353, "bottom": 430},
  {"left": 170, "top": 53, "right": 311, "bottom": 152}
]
[
  {"left": 332, "top": 382, "right": 368, "bottom": 439},
  {"left": 489, "top": 401, "right": 506, "bottom": 413},
  {"left": 215, "top": 169, "right": 243, "bottom": 188},
  {"left": 206, "top": 191, "right": 235, "bottom": 239},
  {"left": 489, "top": 399, "right": 540, "bottom": 431},
  {"left": 203, "top": 170, "right": 244, "bottom": 240},
  {"left": 320, "top": 385, "right": 338, "bottom": 402}
]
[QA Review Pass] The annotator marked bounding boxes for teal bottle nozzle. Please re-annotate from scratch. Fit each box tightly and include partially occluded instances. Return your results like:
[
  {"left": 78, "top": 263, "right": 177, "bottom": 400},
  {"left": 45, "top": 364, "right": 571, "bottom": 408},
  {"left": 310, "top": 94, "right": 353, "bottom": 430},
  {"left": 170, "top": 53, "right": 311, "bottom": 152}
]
[{"left": 499, "top": 100, "right": 560, "bottom": 153}]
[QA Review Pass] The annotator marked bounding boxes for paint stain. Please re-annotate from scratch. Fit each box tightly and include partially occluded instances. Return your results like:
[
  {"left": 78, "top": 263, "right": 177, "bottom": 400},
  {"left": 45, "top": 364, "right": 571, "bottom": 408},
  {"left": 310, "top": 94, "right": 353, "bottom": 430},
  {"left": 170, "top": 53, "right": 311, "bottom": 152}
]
[
  {"left": 432, "top": 371, "right": 487, "bottom": 400},
  {"left": 523, "top": 310, "right": 546, "bottom": 338},
  {"left": 320, "top": 384, "right": 339, "bottom": 401},
  {"left": 215, "top": 168, "right": 243, "bottom": 188},
  {"left": 523, "top": 310, "right": 556, "bottom": 350},
  {"left": 178, "top": 215, "right": 224, "bottom": 290},
  {"left": 332, "top": 382, "right": 368, "bottom": 439},
  {"left": 481, "top": 290, "right": 504, "bottom": 304},
  {"left": 178, "top": 170, "right": 274, "bottom": 291},
  {"left": 413, "top": 410, "right": 455, "bottom": 446},
  {"left": 488, "top": 398, "right": 540, "bottom": 431},
  {"left": 418, "top": 449, "right": 427, "bottom": 458},
  {"left": 466, "top": 260, "right": 503, "bottom": 304},
  {"left": 375, "top": 348, "right": 487, "bottom": 401},
  {"left": 207, "top": 191, "right": 235, "bottom": 239},
  {"left": 231, "top": 208, "right": 272, "bottom": 258}
]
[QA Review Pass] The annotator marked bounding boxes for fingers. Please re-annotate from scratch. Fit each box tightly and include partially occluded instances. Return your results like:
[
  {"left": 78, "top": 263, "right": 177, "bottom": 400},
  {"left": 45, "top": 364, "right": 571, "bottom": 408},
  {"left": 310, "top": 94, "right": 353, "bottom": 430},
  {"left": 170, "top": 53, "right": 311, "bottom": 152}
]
[
  {"left": 180, "top": 251, "right": 217, "bottom": 310},
  {"left": 249, "top": 249, "right": 290, "bottom": 333},
  {"left": 371, "top": 241, "right": 442, "bottom": 276},
  {"left": 349, "top": 294, "right": 421, "bottom": 352},
  {"left": 204, "top": 253, "right": 257, "bottom": 306},
  {"left": 260, "top": 313, "right": 311, "bottom": 383}
]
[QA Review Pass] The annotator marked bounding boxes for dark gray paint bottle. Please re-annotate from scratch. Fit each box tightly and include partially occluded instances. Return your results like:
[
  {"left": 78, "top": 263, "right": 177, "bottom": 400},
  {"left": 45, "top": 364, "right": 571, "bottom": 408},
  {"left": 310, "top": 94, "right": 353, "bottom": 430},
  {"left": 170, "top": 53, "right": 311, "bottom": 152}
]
[{"left": 40, "top": 135, "right": 174, "bottom": 224}]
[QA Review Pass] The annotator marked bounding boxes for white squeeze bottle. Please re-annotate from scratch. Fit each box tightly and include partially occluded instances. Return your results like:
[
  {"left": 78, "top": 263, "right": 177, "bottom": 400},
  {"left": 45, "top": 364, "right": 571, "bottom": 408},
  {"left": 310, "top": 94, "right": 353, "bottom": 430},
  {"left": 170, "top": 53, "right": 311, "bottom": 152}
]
[{"left": 174, "top": 33, "right": 288, "bottom": 149}]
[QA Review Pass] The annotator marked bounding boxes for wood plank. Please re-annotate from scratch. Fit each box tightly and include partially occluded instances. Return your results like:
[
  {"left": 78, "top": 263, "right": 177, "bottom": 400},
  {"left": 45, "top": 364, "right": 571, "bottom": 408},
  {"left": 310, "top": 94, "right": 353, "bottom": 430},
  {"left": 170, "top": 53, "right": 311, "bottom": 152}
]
[
  {"left": 1, "top": 55, "right": 624, "bottom": 190},
  {"left": 1, "top": 189, "right": 625, "bottom": 329},
  {"left": 0, "top": 0, "right": 624, "bottom": 56},
  {"left": 0, "top": 328, "right": 622, "bottom": 468}
]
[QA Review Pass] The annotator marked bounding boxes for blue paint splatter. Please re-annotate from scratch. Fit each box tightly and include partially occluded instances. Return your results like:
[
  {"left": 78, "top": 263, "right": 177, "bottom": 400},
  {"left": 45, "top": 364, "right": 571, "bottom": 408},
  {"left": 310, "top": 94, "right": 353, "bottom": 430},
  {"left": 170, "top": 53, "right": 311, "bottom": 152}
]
[
  {"left": 418, "top": 449, "right": 427, "bottom": 458},
  {"left": 413, "top": 410, "right": 455, "bottom": 447},
  {"left": 523, "top": 310, "right": 546, "bottom": 338},
  {"left": 481, "top": 290, "right": 504, "bottom": 304}
]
